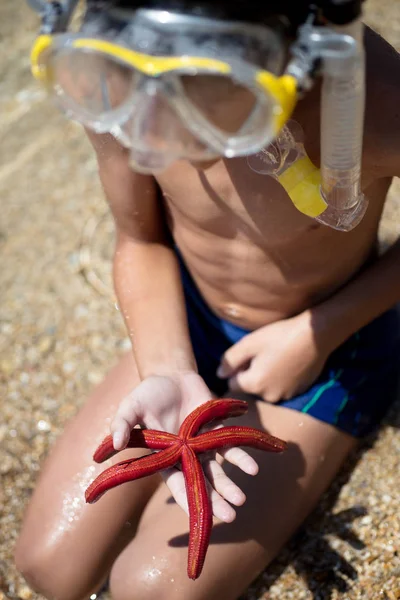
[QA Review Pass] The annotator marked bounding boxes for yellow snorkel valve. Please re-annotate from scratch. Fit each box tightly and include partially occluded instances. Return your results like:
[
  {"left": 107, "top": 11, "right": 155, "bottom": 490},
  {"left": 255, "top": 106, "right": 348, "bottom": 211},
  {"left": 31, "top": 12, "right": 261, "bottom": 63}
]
[{"left": 249, "top": 17, "right": 367, "bottom": 232}]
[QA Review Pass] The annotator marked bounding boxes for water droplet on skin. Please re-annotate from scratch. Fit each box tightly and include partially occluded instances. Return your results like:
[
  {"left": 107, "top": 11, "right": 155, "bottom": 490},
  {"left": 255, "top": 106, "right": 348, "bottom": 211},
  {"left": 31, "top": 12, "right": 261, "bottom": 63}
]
[
  {"left": 146, "top": 567, "right": 161, "bottom": 579},
  {"left": 49, "top": 466, "right": 98, "bottom": 544},
  {"left": 298, "top": 422, "right": 304, "bottom": 427},
  {"left": 223, "top": 304, "right": 241, "bottom": 319}
]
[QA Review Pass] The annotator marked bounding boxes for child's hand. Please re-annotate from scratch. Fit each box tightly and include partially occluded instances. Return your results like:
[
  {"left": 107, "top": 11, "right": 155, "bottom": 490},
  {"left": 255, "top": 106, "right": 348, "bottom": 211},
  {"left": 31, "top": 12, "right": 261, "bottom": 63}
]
[
  {"left": 217, "top": 311, "right": 332, "bottom": 402},
  {"left": 111, "top": 372, "right": 258, "bottom": 523}
]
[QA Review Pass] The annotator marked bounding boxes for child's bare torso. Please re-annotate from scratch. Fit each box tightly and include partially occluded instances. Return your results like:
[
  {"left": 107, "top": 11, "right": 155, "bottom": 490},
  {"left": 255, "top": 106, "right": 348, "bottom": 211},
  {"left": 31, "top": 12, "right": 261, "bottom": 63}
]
[
  {"left": 154, "top": 29, "right": 398, "bottom": 331},
  {"left": 157, "top": 158, "right": 389, "bottom": 329}
]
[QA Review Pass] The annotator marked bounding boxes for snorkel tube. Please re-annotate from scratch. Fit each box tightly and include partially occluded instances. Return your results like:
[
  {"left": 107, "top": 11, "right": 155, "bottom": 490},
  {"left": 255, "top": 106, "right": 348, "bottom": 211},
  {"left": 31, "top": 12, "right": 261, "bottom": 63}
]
[
  {"left": 285, "top": 16, "right": 367, "bottom": 231},
  {"left": 318, "top": 17, "right": 367, "bottom": 230},
  {"left": 289, "top": 1, "right": 368, "bottom": 231},
  {"left": 249, "top": 1, "right": 367, "bottom": 231}
]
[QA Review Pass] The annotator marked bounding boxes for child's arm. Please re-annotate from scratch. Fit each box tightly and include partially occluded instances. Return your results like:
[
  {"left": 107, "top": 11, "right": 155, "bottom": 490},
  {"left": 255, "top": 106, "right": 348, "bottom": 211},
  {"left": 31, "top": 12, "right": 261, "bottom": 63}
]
[
  {"left": 297, "top": 35, "right": 400, "bottom": 366},
  {"left": 310, "top": 237, "right": 400, "bottom": 346},
  {"left": 88, "top": 132, "right": 257, "bottom": 522},
  {"left": 219, "top": 35, "right": 400, "bottom": 402},
  {"left": 91, "top": 133, "right": 196, "bottom": 379},
  {"left": 218, "top": 232, "right": 400, "bottom": 402},
  {"left": 220, "top": 173, "right": 400, "bottom": 402},
  {"left": 219, "top": 91, "right": 400, "bottom": 400}
]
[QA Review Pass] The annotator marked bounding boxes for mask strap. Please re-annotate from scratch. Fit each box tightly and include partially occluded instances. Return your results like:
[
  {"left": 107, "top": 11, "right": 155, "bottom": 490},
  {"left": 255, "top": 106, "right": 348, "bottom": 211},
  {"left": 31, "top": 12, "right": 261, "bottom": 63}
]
[
  {"left": 27, "top": 0, "right": 47, "bottom": 11},
  {"left": 27, "top": 0, "right": 80, "bottom": 33}
]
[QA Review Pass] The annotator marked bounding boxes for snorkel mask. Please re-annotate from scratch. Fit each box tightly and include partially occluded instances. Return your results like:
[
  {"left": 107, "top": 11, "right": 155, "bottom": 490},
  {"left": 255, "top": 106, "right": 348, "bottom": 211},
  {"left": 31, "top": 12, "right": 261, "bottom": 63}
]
[{"left": 27, "top": 0, "right": 367, "bottom": 231}]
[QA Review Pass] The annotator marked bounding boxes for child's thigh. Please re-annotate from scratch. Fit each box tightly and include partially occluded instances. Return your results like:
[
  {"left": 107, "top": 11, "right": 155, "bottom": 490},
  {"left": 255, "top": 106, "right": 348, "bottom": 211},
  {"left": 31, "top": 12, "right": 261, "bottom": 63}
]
[
  {"left": 109, "top": 400, "right": 356, "bottom": 600},
  {"left": 15, "top": 352, "right": 160, "bottom": 599}
]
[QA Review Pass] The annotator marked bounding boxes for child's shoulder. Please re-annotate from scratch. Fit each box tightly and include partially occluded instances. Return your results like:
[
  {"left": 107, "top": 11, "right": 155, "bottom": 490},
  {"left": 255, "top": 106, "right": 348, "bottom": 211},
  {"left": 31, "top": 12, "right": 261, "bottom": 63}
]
[{"left": 364, "top": 27, "right": 400, "bottom": 179}]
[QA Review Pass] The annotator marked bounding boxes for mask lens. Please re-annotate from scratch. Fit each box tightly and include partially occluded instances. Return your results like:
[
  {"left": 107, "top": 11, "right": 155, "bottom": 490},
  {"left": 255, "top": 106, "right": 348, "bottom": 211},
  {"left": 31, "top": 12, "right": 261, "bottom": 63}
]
[
  {"left": 180, "top": 74, "right": 263, "bottom": 134},
  {"left": 49, "top": 48, "right": 135, "bottom": 119},
  {"left": 127, "top": 81, "right": 216, "bottom": 173}
]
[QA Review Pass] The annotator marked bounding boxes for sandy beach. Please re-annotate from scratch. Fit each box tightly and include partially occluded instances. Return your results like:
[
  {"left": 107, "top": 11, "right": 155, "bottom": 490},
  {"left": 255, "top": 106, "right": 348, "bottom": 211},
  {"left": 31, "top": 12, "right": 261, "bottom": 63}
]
[{"left": 1, "top": 1, "right": 399, "bottom": 599}]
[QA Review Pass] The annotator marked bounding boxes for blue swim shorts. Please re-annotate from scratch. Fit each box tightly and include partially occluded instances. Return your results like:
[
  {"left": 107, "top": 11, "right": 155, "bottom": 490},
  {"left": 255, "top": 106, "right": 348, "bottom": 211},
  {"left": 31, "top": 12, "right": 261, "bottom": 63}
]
[{"left": 177, "top": 250, "right": 400, "bottom": 438}]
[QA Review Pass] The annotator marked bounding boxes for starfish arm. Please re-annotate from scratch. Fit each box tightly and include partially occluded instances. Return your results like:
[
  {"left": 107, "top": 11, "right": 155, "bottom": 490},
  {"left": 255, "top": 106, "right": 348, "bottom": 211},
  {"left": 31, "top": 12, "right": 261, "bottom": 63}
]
[
  {"left": 179, "top": 398, "right": 249, "bottom": 440},
  {"left": 181, "top": 446, "right": 213, "bottom": 580},
  {"left": 85, "top": 443, "right": 183, "bottom": 504},
  {"left": 189, "top": 426, "right": 287, "bottom": 454},
  {"left": 93, "top": 429, "right": 177, "bottom": 463}
]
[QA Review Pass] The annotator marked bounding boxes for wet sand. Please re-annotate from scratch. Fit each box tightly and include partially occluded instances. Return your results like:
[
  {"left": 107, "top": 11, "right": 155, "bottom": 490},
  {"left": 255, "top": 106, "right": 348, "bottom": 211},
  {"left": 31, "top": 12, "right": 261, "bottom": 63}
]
[{"left": 0, "top": 1, "right": 399, "bottom": 599}]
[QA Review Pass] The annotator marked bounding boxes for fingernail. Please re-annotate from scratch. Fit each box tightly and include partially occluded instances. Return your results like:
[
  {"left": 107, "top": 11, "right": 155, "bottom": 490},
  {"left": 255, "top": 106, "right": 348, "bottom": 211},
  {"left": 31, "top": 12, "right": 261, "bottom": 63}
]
[
  {"left": 113, "top": 431, "right": 124, "bottom": 449},
  {"left": 216, "top": 366, "right": 227, "bottom": 378},
  {"left": 233, "top": 492, "right": 246, "bottom": 506},
  {"left": 247, "top": 463, "right": 259, "bottom": 476},
  {"left": 223, "top": 509, "right": 235, "bottom": 523}
]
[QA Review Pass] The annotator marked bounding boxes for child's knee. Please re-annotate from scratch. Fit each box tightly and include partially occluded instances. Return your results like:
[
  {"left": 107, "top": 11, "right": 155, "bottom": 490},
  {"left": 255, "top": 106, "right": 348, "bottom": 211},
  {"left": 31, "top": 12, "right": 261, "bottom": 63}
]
[
  {"left": 110, "top": 560, "right": 158, "bottom": 600},
  {"left": 14, "top": 535, "right": 101, "bottom": 600},
  {"left": 110, "top": 552, "right": 182, "bottom": 600}
]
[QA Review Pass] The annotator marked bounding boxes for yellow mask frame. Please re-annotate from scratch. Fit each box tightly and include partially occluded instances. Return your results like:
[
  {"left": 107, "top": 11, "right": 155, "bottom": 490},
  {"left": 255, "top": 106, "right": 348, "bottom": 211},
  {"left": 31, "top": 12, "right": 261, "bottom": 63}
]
[{"left": 31, "top": 33, "right": 297, "bottom": 135}]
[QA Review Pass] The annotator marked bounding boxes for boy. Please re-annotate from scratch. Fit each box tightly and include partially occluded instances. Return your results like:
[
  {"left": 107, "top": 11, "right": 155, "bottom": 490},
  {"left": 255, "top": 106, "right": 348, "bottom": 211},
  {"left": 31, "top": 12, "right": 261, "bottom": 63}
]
[{"left": 16, "top": 1, "right": 400, "bottom": 599}]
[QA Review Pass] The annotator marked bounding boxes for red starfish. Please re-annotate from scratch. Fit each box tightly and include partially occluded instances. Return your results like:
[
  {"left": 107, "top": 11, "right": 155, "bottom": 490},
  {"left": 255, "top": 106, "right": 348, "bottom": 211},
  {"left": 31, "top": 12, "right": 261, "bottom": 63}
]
[{"left": 85, "top": 398, "right": 287, "bottom": 579}]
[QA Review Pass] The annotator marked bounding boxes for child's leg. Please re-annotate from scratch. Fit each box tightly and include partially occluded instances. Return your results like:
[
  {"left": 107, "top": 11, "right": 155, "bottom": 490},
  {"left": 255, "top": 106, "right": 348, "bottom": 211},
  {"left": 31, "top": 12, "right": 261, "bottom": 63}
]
[
  {"left": 109, "top": 399, "right": 356, "bottom": 600},
  {"left": 14, "top": 353, "right": 160, "bottom": 600}
]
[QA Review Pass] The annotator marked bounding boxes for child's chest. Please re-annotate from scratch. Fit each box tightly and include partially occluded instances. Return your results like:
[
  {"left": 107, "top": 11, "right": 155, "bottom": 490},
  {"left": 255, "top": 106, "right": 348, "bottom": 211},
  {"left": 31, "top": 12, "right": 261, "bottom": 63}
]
[{"left": 156, "top": 157, "right": 319, "bottom": 249}]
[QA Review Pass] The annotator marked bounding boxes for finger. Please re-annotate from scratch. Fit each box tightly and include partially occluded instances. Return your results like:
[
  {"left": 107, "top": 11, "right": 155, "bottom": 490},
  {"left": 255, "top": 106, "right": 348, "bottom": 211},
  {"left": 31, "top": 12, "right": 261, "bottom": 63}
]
[
  {"left": 110, "top": 396, "right": 141, "bottom": 450},
  {"left": 203, "top": 459, "right": 246, "bottom": 507},
  {"left": 110, "top": 376, "right": 168, "bottom": 448},
  {"left": 218, "top": 446, "right": 259, "bottom": 476},
  {"left": 228, "top": 369, "right": 256, "bottom": 394},
  {"left": 217, "top": 337, "right": 255, "bottom": 379},
  {"left": 162, "top": 468, "right": 189, "bottom": 514},
  {"left": 110, "top": 418, "right": 131, "bottom": 451},
  {"left": 231, "top": 357, "right": 283, "bottom": 403},
  {"left": 163, "top": 466, "right": 236, "bottom": 523},
  {"left": 227, "top": 374, "right": 243, "bottom": 393},
  {"left": 111, "top": 376, "right": 181, "bottom": 445},
  {"left": 208, "top": 481, "right": 237, "bottom": 523}
]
